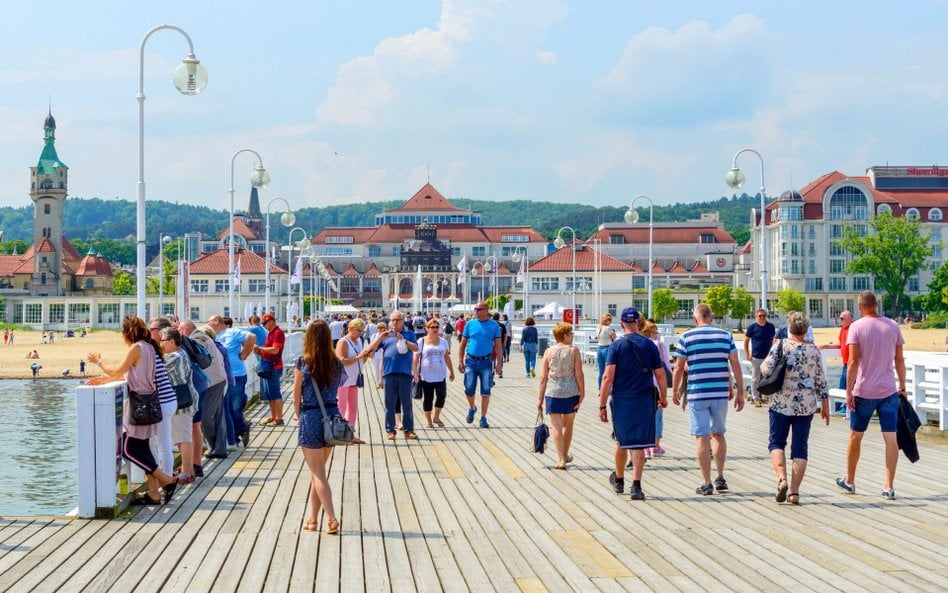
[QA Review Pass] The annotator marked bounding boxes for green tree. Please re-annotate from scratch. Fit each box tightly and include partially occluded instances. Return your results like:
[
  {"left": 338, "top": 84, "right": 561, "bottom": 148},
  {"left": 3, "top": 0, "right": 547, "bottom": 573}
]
[
  {"left": 112, "top": 270, "right": 135, "bottom": 295},
  {"left": 923, "top": 261, "right": 948, "bottom": 312},
  {"left": 841, "top": 213, "right": 934, "bottom": 316},
  {"left": 704, "top": 285, "right": 732, "bottom": 320},
  {"left": 774, "top": 287, "right": 805, "bottom": 314},
  {"left": 487, "top": 294, "right": 510, "bottom": 312},
  {"left": 730, "top": 287, "right": 756, "bottom": 331},
  {"left": 650, "top": 288, "right": 679, "bottom": 321},
  {"left": 0, "top": 239, "right": 29, "bottom": 255}
]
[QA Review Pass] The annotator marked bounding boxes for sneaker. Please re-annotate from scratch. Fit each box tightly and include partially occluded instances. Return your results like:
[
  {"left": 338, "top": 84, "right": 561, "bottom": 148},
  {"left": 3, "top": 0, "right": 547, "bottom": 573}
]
[
  {"left": 645, "top": 448, "right": 653, "bottom": 460},
  {"left": 530, "top": 369, "right": 536, "bottom": 378},
  {"left": 629, "top": 484, "right": 645, "bottom": 501},
  {"left": 273, "top": 419, "right": 284, "bottom": 427},
  {"left": 652, "top": 446, "right": 666, "bottom": 457},
  {"left": 626, "top": 460, "right": 634, "bottom": 470},
  {"left": 258, "top": 417, "right": 274, "bottom": 426},
  {"left": 835, "top": 477, "right": 856, "bottom": 494},
  {"left": 240, "top": 429, "right": 250, "bottom": 448},
  {"left": 714, "top": 476, "right": 729, "bottom": 491},
  {"left": 466, "top": 407, "right": 477, "bottom": 424},
  {"left": 881, "top": 488, "right": 896, "bottom": 500},
  {"left": 609, "top": 471, "right": 625, "bottom": 494},
  {"left": 479, "top": 417, "right": 490, "bottom": 429},
  {"left": 193, "top": 464, "right": 204, "bottom": 478},
  {"left": 754, "top": 400, "right": 763, "bottom": 408},
  {"left": 404, "top": 431, "right": 418, "bottom": 440},
  {"left": 696, "top": 483, "right": 714, "bottom": 496}
]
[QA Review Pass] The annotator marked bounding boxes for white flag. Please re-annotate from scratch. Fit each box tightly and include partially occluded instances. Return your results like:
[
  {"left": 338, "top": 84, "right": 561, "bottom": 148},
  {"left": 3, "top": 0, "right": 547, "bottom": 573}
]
[
  {"left": 516, "top": 258, "right": 524, "bottom": 284},
  {"left": 290, "top": 256, "right": 302, "bottom": 285},
  {"left": 456, "top": 255, "right": 467, "bottom": 284},
  {"left": 232, "top": 254, "right": 241, "bottom": 284}
]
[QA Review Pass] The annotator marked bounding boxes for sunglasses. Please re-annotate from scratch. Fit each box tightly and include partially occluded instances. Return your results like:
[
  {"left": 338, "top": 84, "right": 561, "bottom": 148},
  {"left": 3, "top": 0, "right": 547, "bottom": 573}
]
[{"left": 474, "top": 307, "right": 484, "bottom": 311}]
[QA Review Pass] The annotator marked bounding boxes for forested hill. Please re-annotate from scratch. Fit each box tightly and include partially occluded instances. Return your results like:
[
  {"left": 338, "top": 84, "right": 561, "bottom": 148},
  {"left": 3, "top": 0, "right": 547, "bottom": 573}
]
[{"left": 0, "top": 193, "right": 759, "bottom": 261}]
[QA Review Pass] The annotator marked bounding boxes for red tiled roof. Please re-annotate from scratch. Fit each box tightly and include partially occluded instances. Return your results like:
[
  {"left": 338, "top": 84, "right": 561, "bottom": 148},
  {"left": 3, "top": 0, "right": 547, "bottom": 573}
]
[
  {"left": 587, "top": 225, "right": 735, "bottom": 245},
  {"left": 217, "top": 217, "right": 261, "bottom": 241},
  {"left": 794, "top": 169, "right": 948, "bottom": 221},
  {"left": 324, "top": 263, "right": 338, "bottom": 275},
  {"left": 479, "top": 227, "right": 546, "bottom": 243},
  {"left": 392, "top": 183, "right": 464, "bottom": 212},
  {"left": 311, "top": 227, "right": 379, "bottom": 244},
  {"left": 651, "top": 261, "right": 665, "bottom": 273},
  {"left": 365, "top": 263, "right": 381, "bottom": 275},
  {"left": 691, "top": 260, "right": 709, "bottom": 273},
  {"left": 529, "top": 245, "right": 633, "bottom": 272},
  {"left": 667, "top": 260, "right": 687, "bottom": 273},
  {"left": 75, "top": 255, "right": 114, "bottom": 277},
  {"left": 62, "top": 237, "right": 82, "bottom": 261},
  {"left": 0, "top": 255, "right": 21, "bottom": 276},
  {"left": 36, "top": 237, "right": 56, "bottom": 253},
  {"left": 629, "top": 261, "right": 643, "bottom": 272},
  {"left": 342, "top": 263, "right": 360, "bottom": 276},
  {"left": 739, "top": 240, "right": 752, "bottom": 255},
  {"left": 190, "top": 248, "right": 285, "bottom": 274}
]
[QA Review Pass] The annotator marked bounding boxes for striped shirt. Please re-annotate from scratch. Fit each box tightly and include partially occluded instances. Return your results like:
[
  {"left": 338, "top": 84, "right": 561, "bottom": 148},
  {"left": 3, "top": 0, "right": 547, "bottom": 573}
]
[{"left": 674, "top": 325, "right": 736, "bottom": 402}]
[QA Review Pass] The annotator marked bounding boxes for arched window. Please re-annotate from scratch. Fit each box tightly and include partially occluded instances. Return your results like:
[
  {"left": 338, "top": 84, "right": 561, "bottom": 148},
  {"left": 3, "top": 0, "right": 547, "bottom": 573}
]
[
  {"left": 905, "top": 208, "right": 921, "bottom": 221},
  {"left": 40, "top": 179, "right": 53, "bottom": 189},
  {"left": 877, "top": 203, "right": 892, "bottom": 216},
  {"left": 929, "top": 208, "right": 943, "bottom": 221},
  {"left": 828, "top": 186, "right": 869, "bottom": 220},
  {"left": 44, "top": 204, "right": 51, "bottom": 214},
  {"left": 399, "top": 278, "right": 413, "bottom": 295}
]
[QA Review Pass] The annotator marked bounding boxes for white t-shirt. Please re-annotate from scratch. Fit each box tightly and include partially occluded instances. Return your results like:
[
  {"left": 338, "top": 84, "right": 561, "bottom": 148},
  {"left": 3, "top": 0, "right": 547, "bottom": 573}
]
[{"left": 418, "top": 337, "right": 449, "bottom": 383}]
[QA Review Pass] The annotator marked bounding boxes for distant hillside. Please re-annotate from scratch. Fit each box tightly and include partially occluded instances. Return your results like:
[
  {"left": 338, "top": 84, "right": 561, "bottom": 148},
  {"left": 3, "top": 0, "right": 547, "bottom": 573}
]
[{"left": 0, "top": 193, "right": 758, "bottom": 261}]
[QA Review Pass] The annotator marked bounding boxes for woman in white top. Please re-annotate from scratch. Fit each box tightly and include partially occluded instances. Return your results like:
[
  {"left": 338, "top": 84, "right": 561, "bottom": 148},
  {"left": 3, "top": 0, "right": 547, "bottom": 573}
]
[
  {"left": 641, "top": 320, "right": 670, "bottom": 458},
  {"left": 413, "top": 318, "right": 455, "bottom": 428},
  {"left": 595, "top": 313, "right": 617, "bottom": 388},
  {"left": 335, "top": 318, "right": 370, "bottom": 426}
]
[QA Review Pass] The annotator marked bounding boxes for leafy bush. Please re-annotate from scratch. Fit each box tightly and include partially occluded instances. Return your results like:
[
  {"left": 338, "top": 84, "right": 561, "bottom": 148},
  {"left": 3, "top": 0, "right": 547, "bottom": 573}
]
[{"left": 911, "top": 312, "right": 948, "bottom": 329}]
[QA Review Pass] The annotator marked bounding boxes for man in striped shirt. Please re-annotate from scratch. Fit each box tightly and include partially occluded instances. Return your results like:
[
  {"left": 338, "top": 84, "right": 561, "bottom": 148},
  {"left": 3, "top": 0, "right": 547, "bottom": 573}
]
[{"left": 672, "top": 303, "right": 745, "bottom": 495}]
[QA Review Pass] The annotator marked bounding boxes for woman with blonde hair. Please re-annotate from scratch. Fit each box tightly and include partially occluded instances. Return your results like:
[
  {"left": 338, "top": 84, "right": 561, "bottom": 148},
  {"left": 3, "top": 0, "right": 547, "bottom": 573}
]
[
  {"left": 640, "top": 320, "right": 671, "bottom": 458},
  {"left": 537, "top": 322, "right": 585, "bottom": 469},
  {"left": 87, "top": 316, "right": 178, "bottom": 505},
  {"left": 335, "top": 318, "right": 369, "bottom": 426},
  {"left": 293, "top": 319, "right": 345, "bottom": 534},
  {"left": 595, "top": 313, "right": 617, "bottom": 388},
  {"left": 413, "top": 317, "right": 455, "bottom": 428}
]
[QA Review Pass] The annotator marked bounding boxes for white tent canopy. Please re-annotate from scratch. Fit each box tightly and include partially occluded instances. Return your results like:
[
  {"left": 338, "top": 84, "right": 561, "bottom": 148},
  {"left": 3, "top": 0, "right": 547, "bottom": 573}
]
[
  {"left": 324, "top": 304, "right": 359, "bottom": 315},
  {"left": 533, "top": 301, "right": 564, "bottom": 319}
]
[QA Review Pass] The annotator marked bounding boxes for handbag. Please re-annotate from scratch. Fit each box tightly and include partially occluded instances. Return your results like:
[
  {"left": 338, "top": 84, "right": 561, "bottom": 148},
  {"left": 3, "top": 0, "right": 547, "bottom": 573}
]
[
  {"left": 755, "top": 339, "right": 787, "bottom": 396},
  {"left": 309, "top": 375, "right": 357, "bottom": 446},
  {"left": 172, "top": 383, "right": 193, "bottom": 410},
  {"left": 532, "top": 411, "right": 550, "bottom": 453},
  {"left": 346, "top": 337, "right": 364, "bottom": 388},
  {"left": 128, "top": 388, "right": 163, "bottom": 426},
  {"left": 256, "top": 359, "right": 275, "bottom": 379},
  {"left": 413, "top": 340, "right": 425, "bottom": 399}
]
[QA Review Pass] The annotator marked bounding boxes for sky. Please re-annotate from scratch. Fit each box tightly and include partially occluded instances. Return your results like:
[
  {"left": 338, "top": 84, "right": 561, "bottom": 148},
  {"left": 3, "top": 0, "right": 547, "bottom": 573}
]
[{"left": 1, "top": 0, "right": 947, "bottom": 214}]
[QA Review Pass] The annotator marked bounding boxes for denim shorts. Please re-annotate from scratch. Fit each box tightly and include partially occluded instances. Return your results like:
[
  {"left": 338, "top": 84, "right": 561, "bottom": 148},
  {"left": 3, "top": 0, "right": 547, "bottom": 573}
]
[
  {"left": 850, "top": 393, "right": 899, "bottom": 432},
  {"left": 262, "top": 367, "right": 284, "bottom": 401},
  {"left": 464, "top": 356, "right": 493, "bottom": 396},
  {"left": 688, "top": 398, "right": 728, "bottom": 436}
]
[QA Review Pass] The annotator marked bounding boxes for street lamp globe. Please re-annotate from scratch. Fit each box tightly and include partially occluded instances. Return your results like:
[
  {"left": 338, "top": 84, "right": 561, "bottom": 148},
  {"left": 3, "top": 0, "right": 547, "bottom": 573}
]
[
  {"left": 280, "top": 211, "right": 296, "bottom": 227},
  {"left": 725, "top": 166, "right": 746, "bottom": 189},
  {"left": 171, "top": 56, "right": 208, "bottom": 96},
  {"left": 511, "top": 252, "right": 522, "bottom": 263},
  {"left": 553, "top": 236, "right": 566, "bottom": 249},
  {"left": 249, "top": 165, "right": 271, "bottom": 188},
  {"left": 483, "top": 261, "right": 492, "bottom": 272},
  {"left": 624, "top": 208, "right": 640, "bottom": 224}
]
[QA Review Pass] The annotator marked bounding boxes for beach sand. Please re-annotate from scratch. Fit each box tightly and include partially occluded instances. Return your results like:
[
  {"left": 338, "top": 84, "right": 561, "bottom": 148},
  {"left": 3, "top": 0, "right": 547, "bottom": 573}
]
[{"left": 0, "top": 330, "right": 132, "bottom": 380}]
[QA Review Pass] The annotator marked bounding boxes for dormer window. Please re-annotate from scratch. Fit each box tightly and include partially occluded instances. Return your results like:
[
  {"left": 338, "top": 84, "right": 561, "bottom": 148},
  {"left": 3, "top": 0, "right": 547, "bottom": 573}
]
[
  {"left": 877, "top": 203, "right": 892, "bottom": 216},
  {"left": 905, "top": 208, "right": 921, "bottom": 221},
  {"left": 930, "top": 208, "right": 943, "bottom": 221}
]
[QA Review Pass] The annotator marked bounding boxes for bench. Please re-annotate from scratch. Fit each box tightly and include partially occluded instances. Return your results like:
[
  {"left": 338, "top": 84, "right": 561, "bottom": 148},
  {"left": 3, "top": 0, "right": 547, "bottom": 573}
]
[{"left": 905, "top": 354, "right": 948, "bottom": 430}]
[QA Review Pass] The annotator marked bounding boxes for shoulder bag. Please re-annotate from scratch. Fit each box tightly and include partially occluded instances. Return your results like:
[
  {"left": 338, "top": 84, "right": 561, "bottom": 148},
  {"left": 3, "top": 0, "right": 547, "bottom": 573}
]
[
  {"left": 532, "top": 411, "right": 549, "bottom": 454},
  {"left": 128, "top": 387, "right": 162, "bottom": 426},
  {"left": 345, "top": 337, "right": 365, "bottom": 388},
  {"left": 413, "top": 340, "right": 425, "bottom": 400},
  {"left": 627, "top": 335, "right": 661, "bottom": 406},
  {"left": 308, "top": 374, "right": 357, "bottom": 446},
  {"left": 755, "top": 339, "right": 787, "bottom": 396}
]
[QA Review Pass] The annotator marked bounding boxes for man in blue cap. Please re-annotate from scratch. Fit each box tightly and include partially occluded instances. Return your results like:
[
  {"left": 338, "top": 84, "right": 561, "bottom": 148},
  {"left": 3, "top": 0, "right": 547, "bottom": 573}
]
[{"left": 598, "top": 306, "right": 666, "bottom": 500}]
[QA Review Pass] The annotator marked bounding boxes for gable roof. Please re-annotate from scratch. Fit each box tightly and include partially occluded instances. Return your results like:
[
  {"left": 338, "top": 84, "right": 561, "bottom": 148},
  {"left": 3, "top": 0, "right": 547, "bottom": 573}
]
[
  {"left": 588, "top": 224, "right": 736, "bottom": 245},
  {"left": 529, "top": 245, "right": 634, "bottom": 272},
  {"left": 189, "top": 248, "right": 285, "bottom": 274},
  {"left": 217, "top": 217, "right": 261, "bottom": 241},
  {"left": 391, "top": 183, "right": 465, "bottom": 212}
]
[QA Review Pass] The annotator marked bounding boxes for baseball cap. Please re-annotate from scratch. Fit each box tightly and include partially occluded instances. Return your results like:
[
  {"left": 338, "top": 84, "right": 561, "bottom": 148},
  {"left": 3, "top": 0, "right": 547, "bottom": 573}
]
[
  {"left": 261, "top": 313, "right": 276, "bottom": 324},
  {"left": 620, "top": 307, "right": 641, "bottom": 323}
]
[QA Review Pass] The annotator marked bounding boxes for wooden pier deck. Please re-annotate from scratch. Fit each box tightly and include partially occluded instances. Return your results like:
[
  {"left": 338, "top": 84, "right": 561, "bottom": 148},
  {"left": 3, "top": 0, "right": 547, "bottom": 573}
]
[{"left": 1, "top": 353, "right": 946, "bottom": 592}]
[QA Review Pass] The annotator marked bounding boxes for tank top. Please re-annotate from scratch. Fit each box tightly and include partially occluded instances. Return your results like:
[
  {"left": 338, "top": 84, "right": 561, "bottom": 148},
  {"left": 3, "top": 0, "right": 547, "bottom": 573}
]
[
  {"left": 418, "top": 337, "right": 448, "bottom": 383},
  {"left": 340, "top": 336, "right": 363, "bottom": 388},
  {"left": 546, "top": 344, "right": 580, "bottom": 398},
  {"left": 124, "top": 341, "right": 160, "bottom": 439},
  {"left": 596, "top": 325, "right": 616, "bottom": 347}
]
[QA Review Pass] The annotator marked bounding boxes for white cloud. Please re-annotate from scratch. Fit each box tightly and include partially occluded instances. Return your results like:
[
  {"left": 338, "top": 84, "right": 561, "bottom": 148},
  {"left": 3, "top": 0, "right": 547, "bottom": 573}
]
[{"left": 534, "top": 48, "right": 557, "bottom": 64}]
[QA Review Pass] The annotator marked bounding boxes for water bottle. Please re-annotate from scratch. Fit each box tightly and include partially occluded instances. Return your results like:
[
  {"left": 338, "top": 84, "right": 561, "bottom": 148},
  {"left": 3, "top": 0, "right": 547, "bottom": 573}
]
[{"left": 118, "top": 473, "right": 128, "bottom": 496}]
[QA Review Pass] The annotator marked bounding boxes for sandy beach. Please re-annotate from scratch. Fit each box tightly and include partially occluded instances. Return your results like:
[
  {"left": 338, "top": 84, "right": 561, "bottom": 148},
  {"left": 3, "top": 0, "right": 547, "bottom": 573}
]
[{"left": 1, "top": 323, "right": 945, "bottom": 380}]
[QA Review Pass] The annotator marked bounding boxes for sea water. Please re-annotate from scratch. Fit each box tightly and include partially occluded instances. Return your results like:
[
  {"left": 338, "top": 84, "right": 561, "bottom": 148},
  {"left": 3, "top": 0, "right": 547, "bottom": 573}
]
[{"left": 0, "top": 380, "right": 80, "bottom": 516}]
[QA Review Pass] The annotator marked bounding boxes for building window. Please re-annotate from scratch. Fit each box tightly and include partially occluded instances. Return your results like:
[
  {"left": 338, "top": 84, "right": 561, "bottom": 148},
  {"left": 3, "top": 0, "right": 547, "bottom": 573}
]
[
  {"left": 877, "top": 203, "right": 892, "bottom": 216},
  {"left": 828, "top": 186, "right": 868, "bottom": 221},
  {"left": 247, "top": 279, "right": 272, "bottom": 293},
  {"left": 471, "top": 246, "right": 486, "bottom": 257},
  {"left": 609, "top": 234, "right": 626, "bottom": 244},
  {"left": 930, "top": 208, "right": 943, "bottom": 221},
  {"left": 25, "top": 303, "right": 42, "bottom": 324},
  {"left": 905, "top": 208, "right": 920, "bottom": 221},
  {"left": 700, "top": 233, "right": 717, "bottom": 244},
  {"left": 501, "top": 235, "right": 529, "bottom": 242},
  {"left": 191, "top": 279, "right": 209, "bottom": 293},
  {"left": 97, "top": 303, "right": 120, "bottom": 324},
  {"left": 808, "top": 299, "right": 824, "bottom": 319},
  {"left": 829, "top": 259, "right": 845, "bottom": 274},
  {"left": 829, "top": 277, "right": 847, "bottom": 291},
  {"left": 531, "top": 276, "right": 559, "bottom": 291},
  {"left": 829, "top": 242, "right": 845, "bottom": 256},
  {"left": 49, "top": 303, "right": 65, "bottom": 323},
  {"left": 565, "top": 276, "right": 593, "bottom": 291},
  {"left": 805, "top": 277, "right": 822, "bottom": 291},
  {"left": 908, "top": 277, "right": 919, "bottom": 292},
  {"left": 190, "top": 307, "right": 201, "bottom": 321},
  {"left": 852, "top": 277, "right": 870, "bottom": 291},
  {"left": 675, "top": 299, "right": 695, "bottom": 319},
  {"left": 808, "top": 242, "right": 816, "bottom": 257},
  {"left": 393, "top": 247, "right": 400, "bottom": 257},
  {"left": 214, "top": 279, "right": 229, "bottom": 293},
  {"left": 808, "top": 226, "right": 816, "bottom": 240},
  {"left": 830, "top": 225, "right": 845, "bottom": 240},
  {"left": 363, "top": 278, "right": 382, "bottom": 293},
  {"left": 44, "top": 204, "right": 51, "bottom": 214},
  {"left": 326, "top": 236, "right": 353, "bottom": 244},
  {"left": 808, "top": 260, "right": 816, "bottom": 274},
  {"left": 368, "top": 246, "right": 381, "bottom": 258}
]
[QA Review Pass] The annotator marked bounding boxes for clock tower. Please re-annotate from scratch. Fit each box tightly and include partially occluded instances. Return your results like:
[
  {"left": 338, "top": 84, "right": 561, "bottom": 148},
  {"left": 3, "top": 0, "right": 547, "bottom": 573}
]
[{"left": 29, "top": 109, "right": 68, "bottom": 295}]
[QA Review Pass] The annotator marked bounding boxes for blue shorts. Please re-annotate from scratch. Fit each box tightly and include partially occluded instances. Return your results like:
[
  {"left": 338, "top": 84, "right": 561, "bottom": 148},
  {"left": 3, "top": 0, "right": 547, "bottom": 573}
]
[
  {"left": 261, "top": 367, "right": 284, "bottom": 401},
  {"left": 610, "top": 396, "right": 656, "bottom": 449},
  {"left": 850, "top": 393, "right": 899, "bottom": 432},
  {"left": 464, "top": 357, "right": 493, "bottom": 396},
  {"left": 688, "top": 399, "right": 728, "bottom": 437},
  {"left": 545, "top": 395, "right": 579, "bottom": 415},
  {"left": 768, "top": 411, "right": 814, "bottom": 459}
]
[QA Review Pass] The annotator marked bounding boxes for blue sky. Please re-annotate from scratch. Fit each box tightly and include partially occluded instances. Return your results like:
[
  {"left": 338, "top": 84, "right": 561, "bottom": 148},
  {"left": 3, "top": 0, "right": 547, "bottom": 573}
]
[{"left": 1, "top": 0, "right": 947, "bottom": 213}]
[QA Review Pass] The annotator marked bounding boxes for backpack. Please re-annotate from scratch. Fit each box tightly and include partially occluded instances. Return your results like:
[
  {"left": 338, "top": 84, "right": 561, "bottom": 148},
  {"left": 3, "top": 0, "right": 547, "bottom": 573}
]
[
  {"left": 444, "top": 321, "right": 454, "bottom": 335},
  {"left": 181, "top": 335, "right": 212, "bottom": 369},
  {"left": 414, "top": 317, "right": 426, "bottom": 331}
]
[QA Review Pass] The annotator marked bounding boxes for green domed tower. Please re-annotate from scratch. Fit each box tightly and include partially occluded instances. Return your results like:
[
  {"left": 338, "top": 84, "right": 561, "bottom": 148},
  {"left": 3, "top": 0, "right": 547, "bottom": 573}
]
[{"left": 29, "top": 109, "right": 68, "bottom": 295}]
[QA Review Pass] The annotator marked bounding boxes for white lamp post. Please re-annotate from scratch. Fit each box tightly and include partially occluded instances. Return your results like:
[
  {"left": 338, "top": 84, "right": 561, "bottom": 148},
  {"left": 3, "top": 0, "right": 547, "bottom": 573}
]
[
  {"left": 136, "top": 25, "right": 207, "bottom": 319},
  {"left": 553, "top": 226, "right": 577, "bottom": 326},
  {"left": 625, "top": 195, "right": 654, "bottom": 318},
  {"left": 726, "top": 148, "right": 768, "bottom": 309},
  {"left": 229, "top": 149, "right": 269, "bottom": 319},
  {"left": 483, "top": 255, "right": 498, "bottom": 310},
  {"left": 158, "top": 235, "right": 171, "bottom": 317},
  {"left": 264, "top": 197, "right": 295, "bottom": 317},
  {"left": 511, "top": 246, "right": 529, "bottom": 318},
  {"left": 288, "top": 227, "right": 309, "bottom": 330},
  {"left": 472, "top": 261, "right": 487, "bottom": 304}
]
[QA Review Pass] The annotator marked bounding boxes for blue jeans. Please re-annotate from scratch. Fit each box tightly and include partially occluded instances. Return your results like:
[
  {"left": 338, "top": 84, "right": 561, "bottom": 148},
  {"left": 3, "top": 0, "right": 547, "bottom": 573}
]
[
  {"left": 655, "top": 407, "right": 664, "bottom": 439},
  {"left": 384, "top": 373, "right": 414, "bottom": 433},
  {"left": 838, "top": 365, "right": 848, "bottom": 390},
  {"left": 597, "top": 347, "right": 609, "bottom": 387},
  {"left": 523, "top": 343, "right": 537, "bottom": 374},
  {"left": 229, "top": 375, "right": 248, "bottom": 436},
  {"left": 464, "top": 357, "right": 493, "bottom": 396}
]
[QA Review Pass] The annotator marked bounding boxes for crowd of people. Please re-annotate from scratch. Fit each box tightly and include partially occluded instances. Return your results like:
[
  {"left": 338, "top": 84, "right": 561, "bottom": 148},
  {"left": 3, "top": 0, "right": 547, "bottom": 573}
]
[{"left": 89, "top": 288, "right": 907, "bottom": 535}]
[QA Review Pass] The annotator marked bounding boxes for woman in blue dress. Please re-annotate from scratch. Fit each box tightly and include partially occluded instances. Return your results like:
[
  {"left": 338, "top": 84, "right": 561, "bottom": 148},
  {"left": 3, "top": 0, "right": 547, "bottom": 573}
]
[{"left": 293, "top": 319, "right": 345, "bottom": 535}]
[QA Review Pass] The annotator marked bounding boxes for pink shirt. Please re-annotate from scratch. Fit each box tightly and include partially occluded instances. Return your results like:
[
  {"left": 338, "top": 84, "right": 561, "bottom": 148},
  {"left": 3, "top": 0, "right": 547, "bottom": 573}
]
[{"left": 847, "top": 315, "right": 904, "bottom": 399}]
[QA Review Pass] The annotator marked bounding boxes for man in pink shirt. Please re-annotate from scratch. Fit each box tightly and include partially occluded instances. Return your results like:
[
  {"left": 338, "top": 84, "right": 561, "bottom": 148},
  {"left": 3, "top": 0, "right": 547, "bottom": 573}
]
[{"left": 836, "top": 291, "right": 905, "bottom": 500}]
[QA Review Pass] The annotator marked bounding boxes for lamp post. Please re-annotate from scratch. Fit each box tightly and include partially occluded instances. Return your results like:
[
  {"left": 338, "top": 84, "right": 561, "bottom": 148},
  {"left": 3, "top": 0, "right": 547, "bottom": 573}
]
[
  {"left": 511, "top": 246, "right": 529, "bottom": 319},
  {"left": 136, "top": 24, "right": 208, "bottom": 319},
  {"left": 483, "top": 255, "right": 498, "bottom": 310},
  {"left": 553, "top": 226, "right": 577, "bottom": 326},
  {"left": 229, "top": 149, "right": 269, "bottom": 319},
  {"left": 625, "top": 195, "right": 654, "bottom": 318},
  {"left": 725, "top": 148, "right": 768, "bottom": 309},
  {"left": 472, "top": 261, "right": 488, "bottom": 303},
  {"left": 158, "top": 235, "right": 171, "bottom": 318},
  {"left": 288, "top": 227, "right": 309, "bottom": 330},
  {"left": 264, "top": 197, "right": 295, "bottom": 317}
]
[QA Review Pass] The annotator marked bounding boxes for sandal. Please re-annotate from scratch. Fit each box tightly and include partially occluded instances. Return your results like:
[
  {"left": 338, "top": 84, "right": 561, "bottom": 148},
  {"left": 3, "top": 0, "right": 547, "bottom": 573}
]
[
  {"left": 303, "top": 518, "right": 318, "bottom": 532},
  {"left": 425, "top": 423, "right": 434, "bottom": 429},
  {"left": 326, "top": 518, "right": 340, "bottom": 535},
  {"left": 162, "top": 477, "right": 179, "bottom": 504},
  {"left": 131, "top": 494, "right": 162, "bottom": 506},
  {"left": 554, "top": 461, "right": 566, "bottom": 470},
  {"left": 434, "top": 420, "right": 445, "bottom": 428},
  {"left": 776, "top": 478, "right": 788, "bottom": 503},
  {"left": 787, "top": 493, "right": 800, "bottom": 505},
  {"left": 565, "top": 454, "right": 573, "bottom": 464}
]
